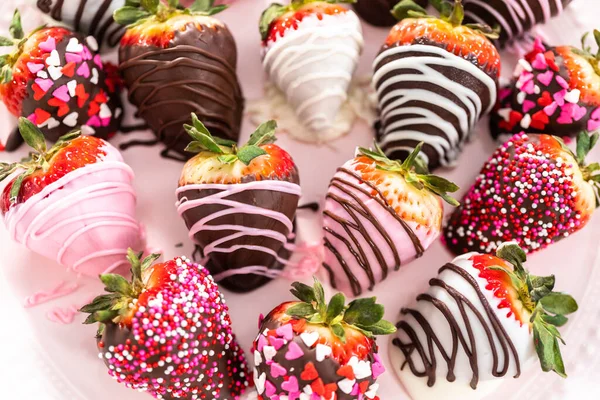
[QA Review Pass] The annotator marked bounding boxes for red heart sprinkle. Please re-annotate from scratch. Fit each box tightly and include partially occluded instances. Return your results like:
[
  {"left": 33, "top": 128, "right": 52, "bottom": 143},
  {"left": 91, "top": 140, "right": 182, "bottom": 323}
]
[
  {"left": 537, "top": 91, "right": 553, "bottom": 107},
  {"left": 61, "top": 62, "right": 76, "bottom": 78},
  {"left": 337, "top": 365, "right": 355, "bottom": 380},
  {"left": 310, "top": 378, "right": 325, "bottom": 396},
  {"left": 530, "top": 110, "right": 550, "bottom": 130},
  {"left": 32, "top": 83, "right": 46, "bottom": 101},
  {"left": 34, "top": 108, "right": 51, "bottom": 125},
  {"left": 300, "top": 362, "right": 319, "bottom": 381}
]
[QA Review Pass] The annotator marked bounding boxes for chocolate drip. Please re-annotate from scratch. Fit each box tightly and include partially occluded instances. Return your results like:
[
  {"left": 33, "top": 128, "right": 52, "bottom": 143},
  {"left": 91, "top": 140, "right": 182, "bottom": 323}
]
[
  {"left": 392, "top": 263, "right": 521, "bottom": 389},
  {"left": 119, "top": 24, "right": 244, "bottom": 160},
  {"left": 323, "top": 168, "right": 424, "bottom": 296}
]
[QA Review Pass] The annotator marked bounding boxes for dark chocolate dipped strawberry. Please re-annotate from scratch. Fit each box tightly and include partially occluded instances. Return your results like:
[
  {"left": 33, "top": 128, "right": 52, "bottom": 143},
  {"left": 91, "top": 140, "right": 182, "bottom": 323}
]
[
  {"left": 81, "top": 250, "right": 251, "bottom": 399},
  {"left": 0, "top": 10, "right": 122, "bottom": 151},
  {"left": 444, "top": 131, "right": 599, "bottom": 255},
  {"left": 115, "top": 0, "right": 244, "bottom": 161},
  {"left": 323, "top": 143, "right": 459, "bottom": 297},
  {"left": 462, "top": 0, "right": 573, "bottom": 45},
  {"left": 373, "top": 0, "right": 500, "bottom": 170},
  {"left": 253, "top": 278, "right": 395, "bottom": 399},
  {"left": 353, "top": 0, "right": 427, "bottom": 27},
  {"left": 390, "top": 243, "right": 578, "bottom": 399},
  {"left": 32, "top": 0, "right": 126, "bottom": 51},
  {"left": 491, "top": 35, "right": 600, "bottom": 140},
  {"left": 176, "top": 115, "right": 301, "bottom": 293}
]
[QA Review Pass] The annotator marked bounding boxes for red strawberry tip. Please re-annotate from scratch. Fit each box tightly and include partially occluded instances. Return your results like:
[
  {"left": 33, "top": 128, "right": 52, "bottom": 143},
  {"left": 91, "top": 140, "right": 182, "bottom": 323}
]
[{"left": 358, "top": 142, "right": 460, "bottom": 206}]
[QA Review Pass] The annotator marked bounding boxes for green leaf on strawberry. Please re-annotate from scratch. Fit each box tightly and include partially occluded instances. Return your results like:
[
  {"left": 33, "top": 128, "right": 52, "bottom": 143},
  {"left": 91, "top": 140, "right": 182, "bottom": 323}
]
[
  {"left": 285, "top": 277, "right": 396, "bottom": 342},
  {"left": 358, "top": 142, "right": 460, "bottom": 206},
  {"left": 490, "top": 242, "right": 578, "bottom": 378},
  {"left": 114, "top": 0, "right": 227, "bottom": 27},
  {"left": 184, "top": 113, "right": 279, "bottom": 166}
]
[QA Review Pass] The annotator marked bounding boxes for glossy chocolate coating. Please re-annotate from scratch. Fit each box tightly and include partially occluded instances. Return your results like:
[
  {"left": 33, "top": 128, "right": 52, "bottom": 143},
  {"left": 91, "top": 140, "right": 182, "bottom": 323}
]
[
  {"left": 353, "top": 0, "right": 428, "bottom": 27},
  {"left": 119, "top": 21, "right": 244, "bottom": 161}
]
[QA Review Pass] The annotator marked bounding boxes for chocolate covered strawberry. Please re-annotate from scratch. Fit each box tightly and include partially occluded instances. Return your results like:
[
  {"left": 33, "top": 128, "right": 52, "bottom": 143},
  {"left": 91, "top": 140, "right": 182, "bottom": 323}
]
[
  {"left": 253, "top": 278, "right": 395, "bottom": 400},
  {"left": 445, "top": 132, "right": 599, "bottom": 255},
  {"left": 0, "top": 9, "right": 122, "bottom": 151},
  {"left": 115, "top": 0, "right": 243, "bottom": 160},
  {"left": 353, "top": 0, "right": 427, "bottom": 27},
  {"left": 323, "top": 143, "right": 459, "bottom": 296},
  {"left": 462, "top": 0, "right": 573, "bottom": 45},
  {"left": 176, "top": 115, "right": 301, "bottom": 293},
  {"left": 32, "top": 0, "right": 126, "bottom": 51},
  {"left": 0, "top": 117, "right": 144, "bottom": 277},
  {"left": 373, "top": 0, "right": 500, "bottom": 170},
  {"left": 81, "top": 250, "right": 250, "bottom": 399},
  {"left": 390, "top": 243, "right": 577, "bottom": 399},
  {"left": 260, "top": 0, "right": 364, "bottom": 142},
  {"left": 491, "top": 35, "right": 600, "bottom": 140}
]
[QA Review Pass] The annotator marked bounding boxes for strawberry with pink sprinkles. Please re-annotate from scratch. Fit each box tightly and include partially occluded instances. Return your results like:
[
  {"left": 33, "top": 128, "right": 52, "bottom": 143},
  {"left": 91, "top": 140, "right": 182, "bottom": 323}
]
[
  {"left": 490, "top": 33, "right": 600, "bottom": 141},
  {"left": 444, "top": 132, "right": 599, "bottom": 255},
  {"left": 81, "top": 250, "right": 251, "bottom": 399}
]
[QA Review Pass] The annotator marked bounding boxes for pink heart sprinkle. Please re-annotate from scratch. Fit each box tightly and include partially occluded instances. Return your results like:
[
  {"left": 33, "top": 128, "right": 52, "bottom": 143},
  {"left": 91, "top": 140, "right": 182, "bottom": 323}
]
[
  {"left": 588, "top": 119, "right": 600, "bottom": 131},
  {"left": 257, "top": 335, "right": 268, "bottom": 352},
  {"left": 27, "top": 113, "right": 36, "bottom": 124},
  {"left": 557, "top": 108, "right": 573, "bottom": 124},
  {"left": 87, "top": 115, "right": 101, "bottom": 128},
  {"left": 533, "top": 37, "right": 546, "bottom": 52},
  {"left": 276, "top": 323, "right": 294, "bottom": 341},
  {"left": 285, "top": 342, "right": 304, "bottom": 360},
  {"left": 52, "top": 84, "right": 70, "bottom": 102},
  {"left": 76, "top": 62, "right": 90, "bottom": 78},
  {"left": 499, "top": 87, "right": 512, "bottom": 101},
  {"left": 521, "top": 79, "right": 535, "bottom": 95},
  {"left": 537, "top": 70, "right": 554, "bottom": 86},
  {"left": 372, "top": 361, "right": 386, "bottom": 379},
  {"left": 265, "top": 380, "right": 277, "bottom": 397},
  {"left": 591, "top": 107, "right": 600, "bottom": 120},
  {"left": 311, "top": 394, "right": 321, "bottom": 400},
  {"left": 544, "top": 102, "right": 558, "bottom": 116},
  {"left": 572, "top": 104, "right": 587, "bottom": 121},
  {"left": 281, "top": 376, "right": 299, "bottom": 393},
  {"left": 350, "top": 383, "right": 360, "bottom": 395},
  {"left": 101, "top": 117, "right": 111, "bottom": 127},
  {"left": 553, "top": 90, "right": 566, "bottom": 106},
  {"left": 65, "top": 53, "right": 83, "bottom": 64},
  {"left": 531, "top": 52, "right": 548, "bottom": 70},
  {"left": 38, "top": 36, "right": 56, "bottom": 53},
  {"left": 523, "top": 100, "right": 536, "bottom": 113},
  {"left": 270, "top": 362, "right": 287, "bottom": 378},
  {"left": 257, "top": 314, "right": 264, "bottom": 329},
  {"left": 27, "top": 62, "right": 44, "bottom": 74},
  {"left": 93, "top": 54, "right": 103, "bottom": 69},
  {"left": 268, "top": 336, "right": 285, "bottom": 350},
  {"left": 35, "top": 78, "right": 54, "bottom": 92},
  {"left": 82, "top": 46, "right": 92, "bottom": 60},
  {"left": 556, "top": 75, "right": 569, "bottom": 90}
]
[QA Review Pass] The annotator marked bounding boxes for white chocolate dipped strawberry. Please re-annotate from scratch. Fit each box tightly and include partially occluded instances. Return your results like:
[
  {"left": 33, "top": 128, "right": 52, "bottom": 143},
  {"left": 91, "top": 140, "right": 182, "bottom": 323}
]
[
  {"left": 389, "top": 242, "right": 578, "bottom": 400},
  {"left": 259, "top": 0, "right": 364, "bottom": 142},
  {"left": 322, "top": 143, "right": 459, "bottom": 297},
  {"left": 1, "top": 117, "right": 145, "bottom": 276}
]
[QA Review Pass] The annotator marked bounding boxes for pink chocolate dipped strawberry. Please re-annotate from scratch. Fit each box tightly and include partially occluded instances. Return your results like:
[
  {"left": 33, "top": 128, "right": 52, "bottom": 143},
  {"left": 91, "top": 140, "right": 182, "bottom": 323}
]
[
  {"left": 323, "top": 143, "right": 459, "bottom": 297},
  {"left": 81, "top": 250, "right": 251, "bottom": 399},
  {"left": 252, "top": 278, "right": 395, "bottom": 400},
  {"left": 1, "top": 117, "right": 144, "bottom": 276},
  {"left": 0, "top": 10, "right": 122, "bottom": 151},
  {"left": 491, "top": 34, "right": 600, "bottom": 140},
  {"left": 444, "top": 132, "right": 599, "bottom": 255},
  {"left": 390, "top": 243, "right": 578, "bottom": 399}
]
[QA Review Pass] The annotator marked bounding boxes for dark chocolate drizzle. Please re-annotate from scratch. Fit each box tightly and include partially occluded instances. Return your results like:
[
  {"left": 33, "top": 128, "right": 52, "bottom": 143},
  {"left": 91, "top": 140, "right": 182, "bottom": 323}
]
[
  {"left": 323, "top": 168, "right": 424, "bottom": 296},
  {"left": 119, "top": 23, "right": 244, "bottom": 161},
  {"left": 392, "top": 263, "right": 521, "bottom": 389}
]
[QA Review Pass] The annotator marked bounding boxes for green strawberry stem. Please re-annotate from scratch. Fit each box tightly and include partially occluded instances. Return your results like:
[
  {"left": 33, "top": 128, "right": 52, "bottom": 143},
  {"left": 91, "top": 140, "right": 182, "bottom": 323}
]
[
  {"left": 80, "top": 249, "right": 161, "bottom": 333},
  {"left": 114, "top": 0, "right": 227, "bottom": 27},
  {"left": 358, "top": 143, "right": 460, "bottom": 206},
  {"left": 392, "top": 0, "right": 499, "bottom": 39},
  {"left": 0, "top": 10, "right": 46, "bottom": 84},
  {"left": 0, "top": 117, "right": 81, "bottom": 206},
  {"left": 577, "top": 30, "right": 600, "bottom": 76},
  {"left": 259, "top": 0, "right": 356, "bottom": 41},
  {"left": 556, "top": 131, "right": 600, "bottom": 206},
  {"left": 286, "top": 277, "right": 396, "bottom": 342},
  {"left": 184, "top": 113, "right": 278, "bottom": 165},
  {"left": 490, "top": 242, "right": 578, "bottom": 378}
]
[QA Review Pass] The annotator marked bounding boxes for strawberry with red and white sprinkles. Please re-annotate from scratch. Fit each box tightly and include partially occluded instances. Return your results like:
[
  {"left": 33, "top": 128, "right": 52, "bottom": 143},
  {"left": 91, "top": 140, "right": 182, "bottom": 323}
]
[
  {"left": 0, "top": 9, "right": 122, "bottom": 150},
  {"left": 252, "top": 278, "right": 395, "bottom": 400},
  {"left": 444, "top": 132, "right": 599, "bottom": 255},
  {"left": 81, "top": 250, "right": 250, "bottom": 399}
]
